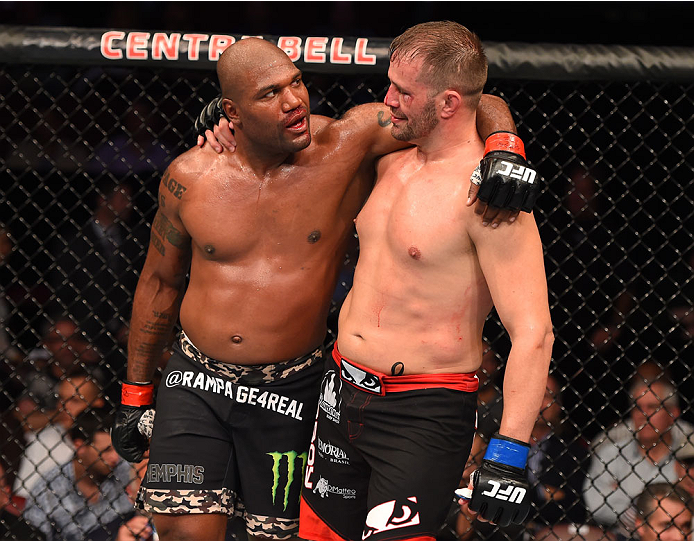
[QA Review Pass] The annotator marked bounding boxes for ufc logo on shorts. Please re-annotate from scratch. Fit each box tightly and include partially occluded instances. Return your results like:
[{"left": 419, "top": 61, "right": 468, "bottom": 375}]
[
  {"left": 481, "top": 480, "right": 526, "bottom": 503},
  {"left": 497, "top": 161, "right": 536, "bottom": 184}
]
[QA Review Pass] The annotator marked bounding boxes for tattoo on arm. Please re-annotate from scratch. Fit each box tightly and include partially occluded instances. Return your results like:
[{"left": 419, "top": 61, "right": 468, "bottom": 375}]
[
  {"left": 162, "top": 171, "right": 188, "bottom": 199},
  {"left": 152, "top": 210, "right": 188, "bottom": 256},
  {"left": 377, "top": 111, "right": 392, "bottom": 128}
]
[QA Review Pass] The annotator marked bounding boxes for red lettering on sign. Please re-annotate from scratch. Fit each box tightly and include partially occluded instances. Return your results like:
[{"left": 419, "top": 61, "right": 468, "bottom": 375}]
[
  {"left": 305, "top": 37, "right": 328, "bottom": 63},
  {"left": 101, "top": 31, "right": 125, "bottom": 59},
  {"left": 355, "top": 38, "right": 376, "bottom": 65},
  {"left": 182, "top": 34, "right": 209, "bottom": 61},
  {"left": 152, "top": 33, "right": 180, "bottom": 60},
  {"left": 329, "top": 38, "right": 352, "bottom": 64},
  {"left": 209, "top": 35, "right": 235, "bottom": 61},
  {"left": 126, "top": 32, "right": 150, "bottom": 60},
  {"left": 277, "top": 36, "right": 302, "bottom": 62}
]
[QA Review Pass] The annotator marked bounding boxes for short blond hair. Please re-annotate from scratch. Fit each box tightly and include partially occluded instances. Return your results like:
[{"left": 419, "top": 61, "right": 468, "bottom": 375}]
[{"left": 389, "top": 21, "right": 487, "bottom": 107}]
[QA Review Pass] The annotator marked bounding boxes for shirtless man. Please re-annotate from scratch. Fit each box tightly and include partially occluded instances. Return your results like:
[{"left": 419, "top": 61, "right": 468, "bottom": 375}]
[
  {"left": 111, "top": 37, "right": 528, "bottom": 541},
  {"left": 298, "top": 22, "right": 553, "bottom": 541}
]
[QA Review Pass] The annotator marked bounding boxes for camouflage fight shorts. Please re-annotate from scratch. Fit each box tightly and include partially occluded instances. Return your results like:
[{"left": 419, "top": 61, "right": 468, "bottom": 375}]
[{"left": 137, "top": 331, "right": 325, "bottom": 540}]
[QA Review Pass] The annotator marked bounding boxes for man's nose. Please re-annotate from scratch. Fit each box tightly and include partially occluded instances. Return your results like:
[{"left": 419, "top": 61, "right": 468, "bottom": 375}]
[
  {"left": 282, "top": 88, "right": 302, "bottom": 112},
  {"left": 384, "top": 85, "right": 398, "bottom": 108}
]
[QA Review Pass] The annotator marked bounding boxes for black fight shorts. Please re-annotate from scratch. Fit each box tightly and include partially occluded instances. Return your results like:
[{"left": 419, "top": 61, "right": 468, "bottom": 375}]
[
  {"left": 137, "top": 332, "right": 324, "bottom": 540},
  {"left": 300, "top": 345, "right": 478, "bottom": 541}
]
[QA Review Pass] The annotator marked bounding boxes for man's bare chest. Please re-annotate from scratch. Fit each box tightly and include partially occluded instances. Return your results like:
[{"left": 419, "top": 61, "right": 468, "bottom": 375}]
[
  {"left": 179, "top": 178, "right": 353, "bottom": 261},
  {"left": 356, "top": 171, "right": 471, "bottom": 259}
]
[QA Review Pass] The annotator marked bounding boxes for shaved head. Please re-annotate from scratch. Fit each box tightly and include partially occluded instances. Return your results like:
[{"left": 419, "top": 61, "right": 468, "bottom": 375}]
[{"left": 217, "top": 38, "right": 294, "bottom": 101}]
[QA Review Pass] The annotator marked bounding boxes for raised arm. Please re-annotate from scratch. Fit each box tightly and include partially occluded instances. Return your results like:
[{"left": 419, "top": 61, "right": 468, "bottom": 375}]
[{"left": 112, "top": 161, "right": 192, "bottom": 463}]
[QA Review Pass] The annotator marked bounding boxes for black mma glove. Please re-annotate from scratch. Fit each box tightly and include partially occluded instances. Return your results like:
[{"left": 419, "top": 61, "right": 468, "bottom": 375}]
[
  {"left": 112, "top": 380, "right": 155, "bottom": 463},
  {"left": 469, "top": 433, "right": 531, "bottom": 527},
  {"left": 476, "top": 131, "right": 540, "bottom": 213},
  {"left": 194, "top": 96, "right": 230, "bottom": 139}
]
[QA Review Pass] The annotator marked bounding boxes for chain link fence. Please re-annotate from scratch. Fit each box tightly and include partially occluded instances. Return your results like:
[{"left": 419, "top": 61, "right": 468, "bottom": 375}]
[{"left": 1, "top": 27, "right": 693, "bottom": 541}]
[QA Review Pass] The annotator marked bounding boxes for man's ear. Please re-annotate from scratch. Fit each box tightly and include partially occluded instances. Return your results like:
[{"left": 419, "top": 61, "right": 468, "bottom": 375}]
[
  {"left": 223, "top": 98, "right": 241, "bottom": 126},
  {"left": 440, "top": 90, "right": 462, "bottom": 119}
]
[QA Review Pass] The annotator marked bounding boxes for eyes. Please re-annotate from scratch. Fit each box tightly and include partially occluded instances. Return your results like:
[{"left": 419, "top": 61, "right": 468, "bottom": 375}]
[{"left": 261, "top": 76, "right": 303, "bottom": 100}]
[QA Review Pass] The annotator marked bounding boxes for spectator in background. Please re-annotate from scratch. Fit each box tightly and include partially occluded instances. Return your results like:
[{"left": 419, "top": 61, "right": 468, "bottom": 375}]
[
  {"left": 583, "top": 375, "right": 687, "bottom": 538},
  {"left": 633, "top": 483, "right": 692, "bottom": 541},
  {"left": 52, "top": 178, "right": 142, "bottom": 360},
  {"left": 0, "top": 225, "right": 23, "bottom": 365},
  {"left": 0, "top": 462, "right": 45, "bottom": 540},
  {"left": 475, "top": 346, "right": 504, "bottom": 441},
  {"left": 23, "top": 408, "right": 140, "bottom": 541},
  {"left": 13, "top": 370, "right": 104, "bottom": 499},
  {"left": 526, "top": 375, "right": 590, "bottom": 530},
  {"left": 673, "top": 439, "right": 694, "bottom": 496}
]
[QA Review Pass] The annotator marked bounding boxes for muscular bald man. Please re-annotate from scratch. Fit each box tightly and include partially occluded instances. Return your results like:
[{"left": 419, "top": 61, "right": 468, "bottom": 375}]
[{"left": 112, "top": 37, "right": 521, "bottom": 541}]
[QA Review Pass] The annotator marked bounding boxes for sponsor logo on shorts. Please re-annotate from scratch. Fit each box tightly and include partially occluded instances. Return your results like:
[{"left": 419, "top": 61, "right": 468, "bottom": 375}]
[
  {"left": 318, "top": 370, "right": 341, "bottom": 423},
  {"left": 312, "top": 476, "right": 357, "bottom": 500},
  {"left": 164, "top": 369, "right": 304, "bottom": 420},
  {"left": 340, "top": 359, "right": 382, "bottom": 394},
  {"left": 362, "top": 497, "right": 421, "bottom": 540},
  {"left": 267, "top": 451, "right": 307, "bottom": 511},
  {"left": 146, "top": 463, "right": 205, "bottom": 485},
  {"left": 316, "top": 437, "right": 349, "bottom": 465}
]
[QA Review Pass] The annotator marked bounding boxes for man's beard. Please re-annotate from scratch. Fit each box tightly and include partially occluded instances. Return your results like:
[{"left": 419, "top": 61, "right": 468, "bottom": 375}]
[{"left": 391, "top": 98, "right": 439, "bottom": 141}]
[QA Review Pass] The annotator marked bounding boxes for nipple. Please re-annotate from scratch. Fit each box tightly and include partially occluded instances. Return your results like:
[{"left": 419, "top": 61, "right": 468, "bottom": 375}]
[
  {"left": 205, "top": 245, "right": 215, "bottom": 255},
  {"left": 408, "top": 246, "right": 421, "bottom": 260},
  {"left": 231, "top": 335, "right": 243, "bottom": 344},
  {"left": 307, "top": 230, "right": 321, "bottom": 243}
]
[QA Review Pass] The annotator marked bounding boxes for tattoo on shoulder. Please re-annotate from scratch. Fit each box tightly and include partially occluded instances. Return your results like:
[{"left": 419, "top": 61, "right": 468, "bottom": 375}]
[
  {"left": 377, "top": 111, "right": 392, "bottom": 128},
  {"left": 161, "top": 171, "right": 187, "bottom": 200}
]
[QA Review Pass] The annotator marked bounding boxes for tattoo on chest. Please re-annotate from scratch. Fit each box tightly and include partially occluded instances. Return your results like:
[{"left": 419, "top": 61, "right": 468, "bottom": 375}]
[
  {"left": 377, "top": 111, "right": 392, "bottom": 128},
  {"left": 162, "top": 171, "right": 187, "bottom": 199}
]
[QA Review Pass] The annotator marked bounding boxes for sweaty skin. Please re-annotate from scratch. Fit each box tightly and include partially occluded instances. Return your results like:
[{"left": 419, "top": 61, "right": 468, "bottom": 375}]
[
  {"left": 128, "top": 38, "right": 516, "bottom": 375},
  {"left": 337, "top": 56, "right": 553, "bottom": 442}
]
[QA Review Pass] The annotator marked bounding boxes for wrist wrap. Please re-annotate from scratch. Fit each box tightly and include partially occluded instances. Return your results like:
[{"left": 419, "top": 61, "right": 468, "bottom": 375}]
[
  {"left": 484, "top": 434, "right": 530, "bottom": 469},
  {"left": 121, "top": 380, "right": 154, "bottom": 407},
  {"left": 484, "top": 131, "right": 526, "bottom": 159}
]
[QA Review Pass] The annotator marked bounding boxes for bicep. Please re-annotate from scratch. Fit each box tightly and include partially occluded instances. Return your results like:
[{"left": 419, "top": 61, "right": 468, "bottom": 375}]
[
  {"left": 473, "top": 215, "right": 550, "bottom": 337},
  {"left": 141, "top": 182, "right": 192, "bottom": 285},
  {"left": 338, "top": 103, "right": 410, "bottom": 158}
]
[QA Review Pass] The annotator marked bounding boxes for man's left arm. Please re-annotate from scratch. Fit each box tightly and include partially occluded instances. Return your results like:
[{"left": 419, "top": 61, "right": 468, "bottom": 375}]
[{"left": 464, "top": 213, "right": 554, "bottom": 526}]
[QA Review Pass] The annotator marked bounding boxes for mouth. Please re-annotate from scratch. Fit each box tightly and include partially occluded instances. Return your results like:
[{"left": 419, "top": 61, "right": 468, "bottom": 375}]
[
  {"left": 390, "top": 111, "right": 407, "bottom": 124},
  {"left": 285, "top": 109, "right": 308, "bottom": 132}
]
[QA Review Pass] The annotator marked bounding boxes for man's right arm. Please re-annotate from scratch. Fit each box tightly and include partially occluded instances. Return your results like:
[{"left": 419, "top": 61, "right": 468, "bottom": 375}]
[
  {"left": 113, "top": 164, "right": 191, "bottom": 462},
  {"left": 128, "top": 168, "right": 191, "bottom": 382}
]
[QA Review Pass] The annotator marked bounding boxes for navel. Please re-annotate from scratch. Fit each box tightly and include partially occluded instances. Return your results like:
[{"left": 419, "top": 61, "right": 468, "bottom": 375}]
[
  {"left": 307, "top": 230, "right": 321, "bottom": 244},
  {"left": 204, "top": 244, "right": 215, "bottom": 255},
  {"left": 231, "top": 335, "right": 243, "bottom": 344},
  {"left": 408, "top": 246, "right": 421, "bottom": 260}
]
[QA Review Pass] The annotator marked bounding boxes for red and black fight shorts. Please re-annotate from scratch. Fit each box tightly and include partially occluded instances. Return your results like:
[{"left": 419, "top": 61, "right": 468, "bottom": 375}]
[
  {"left": 137, "top": 332, "right": 325, "bottom": 540},
  {"left": 300, "top": 344, "right": 479, "bottom": 541}
]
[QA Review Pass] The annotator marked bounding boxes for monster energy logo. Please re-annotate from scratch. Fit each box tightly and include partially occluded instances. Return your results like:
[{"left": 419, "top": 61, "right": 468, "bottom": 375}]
[{"left": 268, "top": 451, "right": 307, "bottom": 510}]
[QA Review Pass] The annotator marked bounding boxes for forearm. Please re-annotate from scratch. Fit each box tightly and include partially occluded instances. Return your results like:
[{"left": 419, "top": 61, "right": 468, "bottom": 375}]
[
  {"left": 475, "top": 94, "right": 517, "bottom": 140},
  {"left": 127, "top": 272, "right": 183, "bottom": 382},
  {"left": 499, "top": 331, "right": 553, "bottom": 442}
]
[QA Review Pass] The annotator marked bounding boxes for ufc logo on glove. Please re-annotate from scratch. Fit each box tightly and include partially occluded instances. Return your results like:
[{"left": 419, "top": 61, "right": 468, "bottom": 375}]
[
  {"left": 481, "top": 480, "right": 527, "bottom": 504},
  {"left": 496, "top": 161, "right": 537, "bottom": 184}
]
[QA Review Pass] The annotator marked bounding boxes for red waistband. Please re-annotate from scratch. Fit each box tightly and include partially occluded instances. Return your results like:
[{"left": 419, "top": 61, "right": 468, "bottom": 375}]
[{"left": 332, "top": 344, "right": 479, "bottom": 394}]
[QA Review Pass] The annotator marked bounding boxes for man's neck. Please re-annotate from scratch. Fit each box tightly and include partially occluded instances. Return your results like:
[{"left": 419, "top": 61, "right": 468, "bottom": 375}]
[
  {"left": 413, "top": 113, "right": 480, "bottom": 162},
  {"left": 233, "top": 138, "right": 296, "bottom": 178}
]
